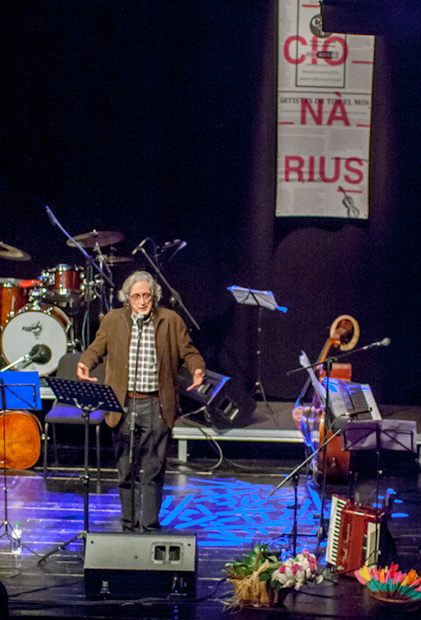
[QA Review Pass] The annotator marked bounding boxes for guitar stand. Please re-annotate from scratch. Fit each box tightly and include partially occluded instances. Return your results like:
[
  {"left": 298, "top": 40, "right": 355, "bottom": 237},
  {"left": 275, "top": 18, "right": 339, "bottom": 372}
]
[{"left": 38, "top": 377, "right": 123, "bottom": 564}]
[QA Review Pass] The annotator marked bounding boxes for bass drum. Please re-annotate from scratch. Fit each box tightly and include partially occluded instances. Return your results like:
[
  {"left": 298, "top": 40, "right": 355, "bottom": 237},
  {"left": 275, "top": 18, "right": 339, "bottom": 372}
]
[{"left": 1, "top": 305, "right": 70, "bottom": 375}]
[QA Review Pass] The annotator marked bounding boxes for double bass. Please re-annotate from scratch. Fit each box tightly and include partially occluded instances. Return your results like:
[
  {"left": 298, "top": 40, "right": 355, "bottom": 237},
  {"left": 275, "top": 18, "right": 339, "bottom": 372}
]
[
  {"left": 0, "top": 411, "right": 42, "bottom": 470},
  {"left": 292, "top": 315, "right": 360, "bottom": 481}
]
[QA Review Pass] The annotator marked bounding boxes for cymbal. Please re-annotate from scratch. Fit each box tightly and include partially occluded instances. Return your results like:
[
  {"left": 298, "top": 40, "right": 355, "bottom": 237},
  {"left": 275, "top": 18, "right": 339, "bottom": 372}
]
[
  {"left": 0, "top": 241, "right": 31, "bottom": 261},
  {"left": 102, "top": 255, "right": 133, "bottom": 265},
  {"left": 67, "top": 230, "right": 124, "bottom": 248}
]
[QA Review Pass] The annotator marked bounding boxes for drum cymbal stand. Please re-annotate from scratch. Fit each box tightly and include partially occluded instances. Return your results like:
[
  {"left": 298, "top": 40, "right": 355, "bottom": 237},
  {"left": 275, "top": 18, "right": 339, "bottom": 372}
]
[
  {"left": 44, "top": 206, "right": 114, "bottom": 347},
  {"left": 92, "top": 242, "right": 114, "bottom": 318},
  {"left": 0, "top": 373, "right": 41, "bottom": 557}
]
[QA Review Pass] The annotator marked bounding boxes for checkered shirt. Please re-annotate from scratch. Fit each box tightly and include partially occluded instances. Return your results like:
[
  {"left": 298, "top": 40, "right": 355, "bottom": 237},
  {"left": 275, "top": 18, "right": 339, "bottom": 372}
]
[{"left": 128, "top": 314, "right": 158, "bottom": 393}]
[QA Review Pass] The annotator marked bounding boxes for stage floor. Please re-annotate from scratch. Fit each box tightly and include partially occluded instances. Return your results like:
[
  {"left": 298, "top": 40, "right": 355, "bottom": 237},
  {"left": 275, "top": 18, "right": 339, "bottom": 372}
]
[{"left": 1, "top": 452, "right": 421, "bottom": 619}]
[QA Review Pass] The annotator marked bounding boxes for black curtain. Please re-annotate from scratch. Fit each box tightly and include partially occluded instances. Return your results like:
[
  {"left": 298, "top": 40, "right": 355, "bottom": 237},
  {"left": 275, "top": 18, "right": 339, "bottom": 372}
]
[{"left": 1, "top": 1, "right": 420, "bottom": 405}]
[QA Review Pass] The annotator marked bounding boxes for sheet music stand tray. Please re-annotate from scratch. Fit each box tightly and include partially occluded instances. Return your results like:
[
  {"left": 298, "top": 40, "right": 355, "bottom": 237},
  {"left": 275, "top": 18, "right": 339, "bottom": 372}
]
[
  {"left": 0, "top": 372, "right": 41, "bottom": 555},
  {"left": 341, "top": 419, "right": 417, "bottom": 494},
  {"left": 341, "top": 419, "right": 417, "bottom": 566},
  {"left": 227, "top": 286, "right": 287, "bottom": 408},
  {"left": 38, "top": 377, "right": 123, "bottom": 563}
]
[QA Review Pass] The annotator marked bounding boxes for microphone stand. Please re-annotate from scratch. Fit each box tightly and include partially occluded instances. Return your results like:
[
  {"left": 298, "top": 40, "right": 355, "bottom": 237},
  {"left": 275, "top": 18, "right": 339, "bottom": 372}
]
[
  {"left": 287, "top": 339, "right": 389, "bottom": 552},
  {"left": 288, "top": 354, "right": 335, "bottom": 549},
  {"left": 45, "top": 206, "right": 114, "bottom": 346},
  {"left": 287, "top": 339, "right": 391, "bottom": 378},
  {"left": 268, "top": 425, "right": 343, "bottom": 556},
  {"left": 133, "top": 244, "right": 200, "bottom": 331},
  {"left": 129, "top": 318, "right": 142, "bottom": 531}
]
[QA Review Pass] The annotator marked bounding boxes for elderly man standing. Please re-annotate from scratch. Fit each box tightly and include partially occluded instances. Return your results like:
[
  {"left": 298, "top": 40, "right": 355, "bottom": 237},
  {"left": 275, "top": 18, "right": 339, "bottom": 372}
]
[{"left": 77, "top": 270, "right": 205, "bottom": 532}]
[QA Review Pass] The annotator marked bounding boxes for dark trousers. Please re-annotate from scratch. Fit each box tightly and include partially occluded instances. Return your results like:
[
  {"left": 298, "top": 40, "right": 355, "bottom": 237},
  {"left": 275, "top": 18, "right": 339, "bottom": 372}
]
[{"left": 113, "top": 397, "right": 170, "bottom": 532}]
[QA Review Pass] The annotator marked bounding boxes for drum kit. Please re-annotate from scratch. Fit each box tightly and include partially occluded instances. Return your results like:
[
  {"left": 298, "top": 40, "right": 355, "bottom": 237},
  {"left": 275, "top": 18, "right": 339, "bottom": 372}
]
[{"left": 0, "top": 232, "right": 133, "bottom": 376}]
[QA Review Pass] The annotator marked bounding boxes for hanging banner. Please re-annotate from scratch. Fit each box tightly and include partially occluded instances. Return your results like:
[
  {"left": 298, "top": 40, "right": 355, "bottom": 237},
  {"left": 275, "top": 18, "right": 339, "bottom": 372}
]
[{"left": 276, "top": 1, "right": 375, "bottom": 219}]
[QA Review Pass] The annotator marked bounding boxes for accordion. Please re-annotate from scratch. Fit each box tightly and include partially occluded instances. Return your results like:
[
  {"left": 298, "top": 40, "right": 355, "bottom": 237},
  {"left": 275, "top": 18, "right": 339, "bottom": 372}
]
[{"left": 326, "top": 494, "right": 384, "bottom": 573}]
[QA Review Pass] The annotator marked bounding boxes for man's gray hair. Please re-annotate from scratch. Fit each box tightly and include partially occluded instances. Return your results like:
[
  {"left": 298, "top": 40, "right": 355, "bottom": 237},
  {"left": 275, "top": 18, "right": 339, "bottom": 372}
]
[{"left": 118, "top": 271, "right": 162, "bottom": 307}]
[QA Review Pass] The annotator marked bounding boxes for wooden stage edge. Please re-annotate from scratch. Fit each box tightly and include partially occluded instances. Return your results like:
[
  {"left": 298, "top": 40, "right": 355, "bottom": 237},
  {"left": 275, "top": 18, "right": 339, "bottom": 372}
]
[{"left": 173, "top": 400, "right": 421, "bottom": 462}]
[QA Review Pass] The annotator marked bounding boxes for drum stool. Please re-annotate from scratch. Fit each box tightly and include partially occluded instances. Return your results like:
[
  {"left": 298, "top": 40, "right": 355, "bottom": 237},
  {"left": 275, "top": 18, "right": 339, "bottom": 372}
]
[{"left": 43, "top": 352, "right": 105, "bottom": 480}]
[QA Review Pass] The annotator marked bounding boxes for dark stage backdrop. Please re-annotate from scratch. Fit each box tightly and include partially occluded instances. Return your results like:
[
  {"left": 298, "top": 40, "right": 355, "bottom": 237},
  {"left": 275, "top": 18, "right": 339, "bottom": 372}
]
[{"left": 1, "top": 1, "right": 420, "bottom": 406}]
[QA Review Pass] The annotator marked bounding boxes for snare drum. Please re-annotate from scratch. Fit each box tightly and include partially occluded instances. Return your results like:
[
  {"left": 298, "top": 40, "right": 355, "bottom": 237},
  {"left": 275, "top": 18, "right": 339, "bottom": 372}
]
[
  {"left": 1, "top": 304, "right": 70, "bottom": 375},
  {"left": 0, "top": 278, "right": 29, "bottom": 326},
  {"left": 41, "top": 265, "right": 84, "bottom": 301}
]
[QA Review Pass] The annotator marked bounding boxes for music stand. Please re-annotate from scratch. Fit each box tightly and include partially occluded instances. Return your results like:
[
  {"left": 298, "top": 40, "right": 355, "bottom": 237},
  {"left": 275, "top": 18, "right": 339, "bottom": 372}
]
[
  {"left": 0, "top": 372, "right": 41, "bottom": 555},
  {"left": 38, "top": 377, "right": 123, "bottom": 563},
  {"left": 341, "top": 419, "right": 417, "bottom": 565},
  {"left": 227, "top": 286, "right": 287, "bottom": 409}
]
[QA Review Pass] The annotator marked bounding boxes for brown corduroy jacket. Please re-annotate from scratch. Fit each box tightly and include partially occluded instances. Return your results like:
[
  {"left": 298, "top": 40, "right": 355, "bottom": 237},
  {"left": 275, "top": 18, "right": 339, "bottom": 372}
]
[{"left": 79, "top": 305, "right": 205, "bottom": 429}]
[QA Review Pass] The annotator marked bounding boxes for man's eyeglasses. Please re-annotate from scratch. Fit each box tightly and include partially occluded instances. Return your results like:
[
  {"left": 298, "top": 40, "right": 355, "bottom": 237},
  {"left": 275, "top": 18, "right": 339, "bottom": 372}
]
[{"left": 130, "top": 293, "right": 152, "bottom": 302}]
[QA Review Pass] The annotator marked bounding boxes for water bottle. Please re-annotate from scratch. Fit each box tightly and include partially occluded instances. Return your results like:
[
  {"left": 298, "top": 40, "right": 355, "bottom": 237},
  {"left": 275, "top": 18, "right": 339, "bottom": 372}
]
[{"left": 11, "top": 522, "right": 22, "bottom": 555}]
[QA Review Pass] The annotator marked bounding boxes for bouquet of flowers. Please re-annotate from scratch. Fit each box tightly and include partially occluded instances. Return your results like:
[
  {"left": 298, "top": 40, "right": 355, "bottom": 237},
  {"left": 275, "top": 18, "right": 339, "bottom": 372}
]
[
  {"left": 224, "top": 545, "right": 322, "bottom": 608},
  {"left": 270, "top": 549, "right": 323, "bottom": 591},
  {"left": 224, "top": 543, "right": 281, "bottom": 607}
]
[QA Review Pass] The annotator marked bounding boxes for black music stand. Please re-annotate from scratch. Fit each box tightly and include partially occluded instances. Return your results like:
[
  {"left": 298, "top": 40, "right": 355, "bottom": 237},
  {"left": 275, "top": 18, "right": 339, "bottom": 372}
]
[
  {"left": 0, "top": 372, "right": 41, "bottom": 555},
  {"left": 38, "top": 377, "right": 123, "bottom": 563},
  {"left": 227, "top": 286, "right": 287, "bottom": 409},
  {"left": 341, "top": 419, "right": 417, "bottom": 565},
  {"left": 341, "top": 419, "right": 417, "bottom": 502}
]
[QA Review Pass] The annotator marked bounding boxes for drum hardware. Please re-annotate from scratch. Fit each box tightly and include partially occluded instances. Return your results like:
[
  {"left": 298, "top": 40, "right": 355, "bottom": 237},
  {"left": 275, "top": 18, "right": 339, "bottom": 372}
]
[
  {"left": 100, "top": 245, "right": 133, "bottom": 266},
  {"left": 102, "top": 254, "right": 133, "bottom": 265},
  {"left": 0, "top": 241, "right": 31, "bottom": 262},
  {"left": 45, "top": 206, "right": 115, "bottom": 346},
  {"left": 27, "top": 289, "right": 47, "bottom": 308}
]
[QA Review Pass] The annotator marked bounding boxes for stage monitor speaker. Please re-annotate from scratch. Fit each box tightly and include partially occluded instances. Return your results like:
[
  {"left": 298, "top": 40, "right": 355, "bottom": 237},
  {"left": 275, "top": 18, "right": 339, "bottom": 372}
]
[
  {"left": 84, "top": 532, "right": 196, "bottom": 599},
  {"left": 179, "top": 369, "right": 256, "bottom": 429}
]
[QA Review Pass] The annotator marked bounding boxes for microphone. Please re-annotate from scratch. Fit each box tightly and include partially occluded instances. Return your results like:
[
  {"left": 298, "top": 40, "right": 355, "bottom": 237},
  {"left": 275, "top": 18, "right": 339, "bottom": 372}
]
[
  {"left": 132, "top": 239, "right": 147, "bottom": 256},
  {"left": 0, "top": 344, "right": 52, "bottom": 372},
  {"left": 136, "top": 314, "right": 144, "bottom": 335},
  {"left": 27, "top": 344, "right": 52, "bottom": 365},
  {"left": 159, "top": 239, "right": 187, "bottom": 251},
  {"left": 361, "top": 337, "right": 391, "bottom": 350},
  {"left": 45, "top": 205, "right": 59, "bottom": 228}
]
